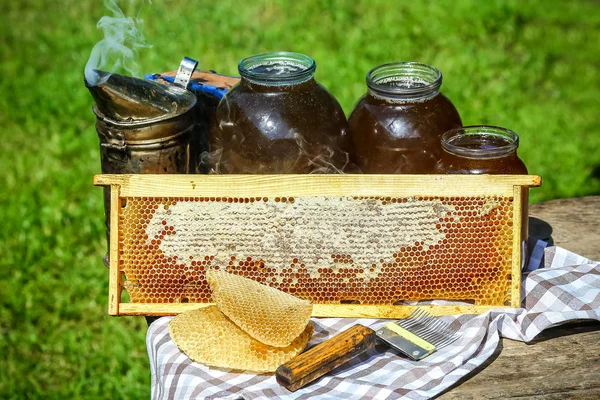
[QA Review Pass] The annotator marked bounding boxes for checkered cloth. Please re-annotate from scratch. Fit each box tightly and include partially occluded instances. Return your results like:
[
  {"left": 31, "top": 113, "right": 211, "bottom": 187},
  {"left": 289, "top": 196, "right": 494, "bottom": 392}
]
[{"left": 147, "top": 244, "right": 600, "bottom": 400}]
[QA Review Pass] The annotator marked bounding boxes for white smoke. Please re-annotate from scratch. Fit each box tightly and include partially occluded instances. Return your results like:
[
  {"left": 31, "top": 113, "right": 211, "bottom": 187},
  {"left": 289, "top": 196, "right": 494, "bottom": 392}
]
[{"left": 84, "top": 0, "right": 151, "bottom": 86}]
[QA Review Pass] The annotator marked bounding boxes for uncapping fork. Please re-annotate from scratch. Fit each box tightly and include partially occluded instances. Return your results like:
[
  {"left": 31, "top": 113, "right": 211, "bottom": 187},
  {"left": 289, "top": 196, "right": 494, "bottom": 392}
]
[{"left": 275, "top": 309, "right": 459, "bottom": 392}]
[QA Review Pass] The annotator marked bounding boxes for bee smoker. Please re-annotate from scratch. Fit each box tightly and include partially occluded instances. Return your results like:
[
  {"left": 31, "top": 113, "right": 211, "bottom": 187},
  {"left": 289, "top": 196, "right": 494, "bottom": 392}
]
[{"left": 86, "top": 58, "right": 200, "bottom": 266}]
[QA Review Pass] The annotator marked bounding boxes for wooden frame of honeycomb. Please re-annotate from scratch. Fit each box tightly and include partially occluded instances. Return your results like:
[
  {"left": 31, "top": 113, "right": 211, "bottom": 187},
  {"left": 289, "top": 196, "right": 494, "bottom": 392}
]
[{"left": 94, "top": 174, "right": 541, "bottom": 318}]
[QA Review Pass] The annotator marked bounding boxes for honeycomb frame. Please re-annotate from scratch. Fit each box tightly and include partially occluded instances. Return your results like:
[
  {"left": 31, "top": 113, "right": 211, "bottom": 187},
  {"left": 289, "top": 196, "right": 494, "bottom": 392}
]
[{"left": 94, "top": 174, "right": 541, "bottom": 317}]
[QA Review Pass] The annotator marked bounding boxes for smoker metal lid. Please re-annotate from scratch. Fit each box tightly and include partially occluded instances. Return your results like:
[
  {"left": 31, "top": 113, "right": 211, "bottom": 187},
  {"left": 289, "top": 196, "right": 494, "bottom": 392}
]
[{"left": 89, "top": 71, "right": 197, "bottom": 126}]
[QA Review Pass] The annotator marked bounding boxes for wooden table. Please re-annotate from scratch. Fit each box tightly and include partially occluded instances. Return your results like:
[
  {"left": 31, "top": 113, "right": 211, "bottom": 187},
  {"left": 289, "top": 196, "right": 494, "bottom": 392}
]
[{"left": 439, "top": 196, "right": 600, "bottom": 399}]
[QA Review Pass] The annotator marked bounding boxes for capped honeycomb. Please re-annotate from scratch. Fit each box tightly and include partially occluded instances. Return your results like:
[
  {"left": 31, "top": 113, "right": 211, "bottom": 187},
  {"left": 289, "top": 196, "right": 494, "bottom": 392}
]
[
  {"left": 168, "top": 305, "right": 314, "bottom": 372},
  {"left": 118, "top": 195, "right": 514, "bottom": 307},
  {"left": 207, "top": 270, "right": 313, "bottom": 347}
]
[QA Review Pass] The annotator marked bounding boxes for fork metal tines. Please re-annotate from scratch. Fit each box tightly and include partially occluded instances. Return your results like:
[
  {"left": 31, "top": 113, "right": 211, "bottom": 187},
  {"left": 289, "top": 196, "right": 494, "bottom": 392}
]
[{"left": 398, "top": 309, "right": 459, "bottom": 349}]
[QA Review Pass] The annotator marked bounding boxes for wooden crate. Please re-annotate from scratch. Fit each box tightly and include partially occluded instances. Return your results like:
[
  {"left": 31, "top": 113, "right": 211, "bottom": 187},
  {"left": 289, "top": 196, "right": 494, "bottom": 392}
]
[{"left": 94, "top": 174, "right": 541, "bottom": 318}]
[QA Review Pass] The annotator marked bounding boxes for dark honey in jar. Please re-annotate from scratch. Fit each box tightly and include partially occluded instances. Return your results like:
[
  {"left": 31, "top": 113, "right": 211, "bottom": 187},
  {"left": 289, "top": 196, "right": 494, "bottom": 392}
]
[
  {"left": 209, "top": 52, "right": 354, "bottom": 173},
  {"left": 348, "top": 62, "right": 462, "bottom": 173},
  {"left": 434, "top": 126, "right": 528, "bottom": 174}
]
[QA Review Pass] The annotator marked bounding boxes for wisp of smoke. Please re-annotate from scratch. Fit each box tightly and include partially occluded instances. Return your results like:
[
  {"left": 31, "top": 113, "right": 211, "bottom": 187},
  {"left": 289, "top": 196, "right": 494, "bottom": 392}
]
[{"left": 84, "top": 0, "right": 151, "bottom": 86}]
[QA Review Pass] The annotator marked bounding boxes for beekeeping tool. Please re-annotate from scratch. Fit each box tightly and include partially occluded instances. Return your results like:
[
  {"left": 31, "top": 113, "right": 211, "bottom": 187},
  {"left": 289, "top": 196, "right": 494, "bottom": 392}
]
[
  {"left": 275, "top": 309, "right": 460, "bottom": 391},
  {"left": 86, "top": 58, "right": 201, "bottom": 265}
]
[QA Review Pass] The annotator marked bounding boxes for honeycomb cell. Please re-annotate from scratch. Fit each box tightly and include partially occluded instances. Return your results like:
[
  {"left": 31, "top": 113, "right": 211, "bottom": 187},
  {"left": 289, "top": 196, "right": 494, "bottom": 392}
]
[
  {"left": 169, "top": 306, "right": 314, "bottom": 372},
  {"left": 117, "top": 195, "right": 516, "bottom": 306}
]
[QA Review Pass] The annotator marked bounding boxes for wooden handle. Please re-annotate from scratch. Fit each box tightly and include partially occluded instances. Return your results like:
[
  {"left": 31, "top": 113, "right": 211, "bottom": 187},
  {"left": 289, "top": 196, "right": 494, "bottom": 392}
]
[{"left": 275, "top": 324, "right": 377, "bottom": 392}]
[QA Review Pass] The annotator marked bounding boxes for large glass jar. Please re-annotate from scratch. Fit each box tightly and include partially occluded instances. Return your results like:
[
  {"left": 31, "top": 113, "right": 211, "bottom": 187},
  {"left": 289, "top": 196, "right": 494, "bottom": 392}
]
[
  {"left": 434, "top": 126, "right": 528, "bottom": 174},
  {"left": 348, "top": 62, "right": 462, "bottom": 173},
  {"left": 209, "top": 52, "right": 354, "bottom": 173}
]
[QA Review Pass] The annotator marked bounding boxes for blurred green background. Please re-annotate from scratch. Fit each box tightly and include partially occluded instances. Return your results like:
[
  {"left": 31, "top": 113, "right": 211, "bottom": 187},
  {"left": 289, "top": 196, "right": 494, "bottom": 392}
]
[{"left": 1, "top": 0, "right": 598, "bottom": 398}]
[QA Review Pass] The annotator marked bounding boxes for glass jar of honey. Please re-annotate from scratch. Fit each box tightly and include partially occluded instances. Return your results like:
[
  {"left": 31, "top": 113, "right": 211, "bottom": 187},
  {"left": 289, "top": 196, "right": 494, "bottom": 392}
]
[
  {"left": 348, "top": 62, "right": 462, "bottom": 173},
  {"left": 434, "top": 126, "right": 528, "bottom": 174},
  {"left": 209, "top": 52, "right": 354, "bottom": 173}
]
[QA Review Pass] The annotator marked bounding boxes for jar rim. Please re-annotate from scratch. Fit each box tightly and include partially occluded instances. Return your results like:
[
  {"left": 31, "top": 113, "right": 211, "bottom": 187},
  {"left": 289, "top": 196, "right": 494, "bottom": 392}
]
[
  {"left": 238, "top": 51, "right": 316, "bottom": 85},
  {"left": 441, "top": 125, "right": 520, "bottom": 159},
  {"left": 366, "top": 62, "right": 442, "bottom": 100}
]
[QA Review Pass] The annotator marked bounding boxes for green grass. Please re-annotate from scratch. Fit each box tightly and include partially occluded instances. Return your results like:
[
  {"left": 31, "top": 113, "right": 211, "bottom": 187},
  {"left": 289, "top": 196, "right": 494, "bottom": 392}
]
[{"left": 0, "top": 0, "right": 598, "bottom": 398}]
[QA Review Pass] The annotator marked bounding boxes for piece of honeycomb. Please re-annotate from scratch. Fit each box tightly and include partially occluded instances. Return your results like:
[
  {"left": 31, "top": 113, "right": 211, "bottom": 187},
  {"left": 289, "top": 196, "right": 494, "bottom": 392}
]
[
  {"left": 206, "top": 270, "right": 312, "bottom": 347},
  {"left": 118, "top": 195, "right": 515, "bottom": 306},
  {"left": 168, "top": 305, "right": 314, "bottom": 372}
]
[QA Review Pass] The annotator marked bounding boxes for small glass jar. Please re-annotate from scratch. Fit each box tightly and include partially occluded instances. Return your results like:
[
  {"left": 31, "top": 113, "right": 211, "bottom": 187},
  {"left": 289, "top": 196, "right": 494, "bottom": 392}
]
[
  {"left": 209, "top": 52, "right": 354, "bottom": 173},
  {"left": 348, "top": 62, "right": 462, "bottom": 174},
  {"left": 434, "top": 126, "right": 528, "bottom": 174}
]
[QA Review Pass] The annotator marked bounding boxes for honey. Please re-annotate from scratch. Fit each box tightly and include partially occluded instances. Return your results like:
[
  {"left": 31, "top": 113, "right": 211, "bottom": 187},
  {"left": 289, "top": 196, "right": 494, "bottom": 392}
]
[
  {"left": 348, "top": 62, "right": 462, "bottom": 173},
  {"left": 434, "top": 126, "right": 528, "bottom": 174},
  {"left": 118, "top": 194, "right": 514, "bottom": 307},
  {"left": 209, "top": 52, "right": 354, "bottom": 173}
]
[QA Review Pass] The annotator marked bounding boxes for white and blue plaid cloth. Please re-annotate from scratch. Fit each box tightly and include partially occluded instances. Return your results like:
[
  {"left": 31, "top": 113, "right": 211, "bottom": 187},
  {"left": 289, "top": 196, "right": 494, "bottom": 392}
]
[{"left": 147, "top": 243, "right": 600, "bottom": 399}]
